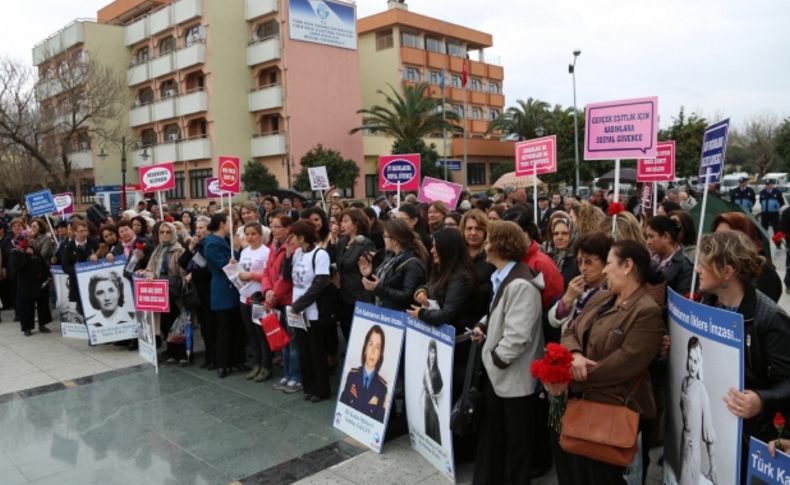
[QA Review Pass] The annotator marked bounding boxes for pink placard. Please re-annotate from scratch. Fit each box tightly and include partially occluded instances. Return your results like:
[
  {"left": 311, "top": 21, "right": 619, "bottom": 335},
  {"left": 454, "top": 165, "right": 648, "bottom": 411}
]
[
  {"left": 637, "top": 140, "right": 676, "bottom": 182},
  {"left": 218, "top": 156, "right": 241, "bottom": 193},
  {"left": 515, "top": 135, "right": 557, "bottom": 176},
  {"left": 52, "top": 192, "right": 75, "bottom": 215},
  {"left": 584, "top": 96, "right": 658, "bottom": 160},
  {"left": 378, "top": 154, "right": 420, "bottom": 191},
  {"left": 134, "top": 280, "right": 170, "bottom": 313},
  {"left": 205, "top": 177, "right": 228, "bottom": 199},
  {"left": 139, "top": 162, "right": 176, "bottom": 192},
  {"left": 417, "top": 177, "right": 464, "bottom": 208}
]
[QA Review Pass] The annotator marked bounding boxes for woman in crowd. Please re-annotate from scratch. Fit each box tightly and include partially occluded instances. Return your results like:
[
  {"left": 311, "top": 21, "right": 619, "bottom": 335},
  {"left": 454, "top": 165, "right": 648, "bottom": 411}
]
[
  {"left": 94, "top": 223, "right": 120, "bottom": 260},
  {"left": 607, "top": 210, "right": 647, "bottom": 246},
  {"left": 669, "top": 210, "right": 697, "bottom": 262},
  {"left": 328, "top": 214, "right": 340, "bottom": 247},
  {"left": 571, "top": 201, "right": 606, "bottom": 236},
  {"left": 179, "top": 215, "right": 214, "bottom": 368},
  {"left": 696, "top": 230, "right": 790, "bottom": 480},
  {"left": 28, "top": 218, "right": 55, "bottom": 333},
  {"left": 236, "top": 201, "right": 271, "bottom": 251},
  {"left": 203, "top": 214, "right": 244, "bottom": 378},
  {"left": 548, "top": 231, "right": 611, "bottom": 333},
  {"left": 261, "top": 213, "right": 301, "bottom": 393},
  {"left": 712, "top": 211, "right": 782, "bottom": 302},
  {"left": 363, "top": 207, "right": 385, "bottom": 249},
  {"left": 460, "top": 209, "right": 495, "bottom": 311},
  {"left": 12, "top": 232, "right": 49, "bottom": 336},
  {"left": 470, "top": 220, "right": 544, "bottom": 484},
  {"left": 542, "top": 211, "right": 581, "bottom": 288},
  {"left": 357, "top": 219, "right": 427, "bottom": 311},
  {"left": 236, "top": 222, "right": 272, "bottom": 382},
  {"left": 142, "top": 221, "right": 186, "bottom": 363},
  {"left": 61, "top": 219, "right": 99, "bottom": 315},
  {"left": 335, "top": 208, "right": 376, "bottom": 340},
  {"left": 657, "top": 200, "right": 682, "bottom": 216},
  {"left": 556, "top": 239, "right": 665, "bottom": 484},
  {"left": 131, "top": 215, "right": 149, "bottom": 242},
  {"left": 487, "top": 203, "right": 506, "bottom": 221},
  {"left": 426, "top": 201, "right": 448, "bottom": 233},
  {"left": 283, "top": 220, "right": 333, "bottom": 402},
  {"left": 180, "top": 210, "right": 195, "bottom": 237},
  {"left": 443, "top": 212, "right": 462, "bottom": 229},
  {"left": 646, "top": 215, "right": 694, "bottom": 296},
  {"left": 329, "top": 201, "right": 344, "bottom": 219},
  {"left": 396, "top": 203, "right": 432, "bottom": 251},
  {"left": 260, "top": 196, "right": 276, "bottom": 226}
]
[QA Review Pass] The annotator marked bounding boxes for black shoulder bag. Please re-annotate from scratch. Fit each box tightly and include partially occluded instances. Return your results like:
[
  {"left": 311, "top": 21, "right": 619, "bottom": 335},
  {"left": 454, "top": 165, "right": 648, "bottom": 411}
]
[{"left": 450, "top": 341, "right": 482, "bottom": 436}]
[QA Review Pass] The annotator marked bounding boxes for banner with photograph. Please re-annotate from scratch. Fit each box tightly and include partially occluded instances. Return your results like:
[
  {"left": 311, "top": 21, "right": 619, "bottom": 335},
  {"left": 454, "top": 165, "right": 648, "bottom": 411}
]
[
  {"left": 663, "top": 289, "right": 745, "bottom": 485},
  {"left": 50, "top": 265, "right": 88, "bottom": 340},
  {"left": 747, "top": 437, "right": 790, "bottom": 484},
  {"left": 404, "top": 318, "right": 456, "bottom": 482},
  {"left": 334, "top": 302, "right": 405, "bottom": 453},
  {"left": 75, "top": 258, "right": 138, "bottom": 345},
  {"left": 135, "top": 311, "right": 158, "bottom": 370}
]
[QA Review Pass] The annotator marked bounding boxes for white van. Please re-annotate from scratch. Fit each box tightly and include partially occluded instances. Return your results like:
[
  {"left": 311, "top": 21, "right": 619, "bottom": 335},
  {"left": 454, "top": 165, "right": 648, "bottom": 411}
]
[
  {"left": 762, "top": 172, "right": 788, "bottom": 185},
  {"left": 721, "top": 172, "right": 750, "bottom": 193}
]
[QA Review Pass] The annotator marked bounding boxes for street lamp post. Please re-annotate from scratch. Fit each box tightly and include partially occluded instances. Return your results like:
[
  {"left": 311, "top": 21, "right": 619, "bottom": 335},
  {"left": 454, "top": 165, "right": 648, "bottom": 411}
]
[
  {"left": 98, "top": 137, "right": 147, "bottom": 212},
  {"left": 569, "top": 50, "right": 581, "bottom": 196}
]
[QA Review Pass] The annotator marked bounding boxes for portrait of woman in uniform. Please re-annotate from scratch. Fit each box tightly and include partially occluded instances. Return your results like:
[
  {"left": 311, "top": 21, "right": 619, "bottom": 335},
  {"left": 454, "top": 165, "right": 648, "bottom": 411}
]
[
  {"left": 84, "top": 271, "right": 134, "bottom": 327},
  {"left": 340, "top": 324, "right": 389, "bottom": 422}
]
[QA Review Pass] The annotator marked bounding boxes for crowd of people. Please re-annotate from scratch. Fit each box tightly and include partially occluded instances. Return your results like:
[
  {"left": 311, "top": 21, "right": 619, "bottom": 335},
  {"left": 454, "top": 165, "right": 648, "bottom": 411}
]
[{"left": 0, "top": 179, "right": 788, "bottom": 484}]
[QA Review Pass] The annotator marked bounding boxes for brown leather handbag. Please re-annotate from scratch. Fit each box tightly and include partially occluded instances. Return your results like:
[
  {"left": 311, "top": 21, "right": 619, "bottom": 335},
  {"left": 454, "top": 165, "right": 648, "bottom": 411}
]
[{"left": 559, "top": 379, "right": 642, "bottom": 467}]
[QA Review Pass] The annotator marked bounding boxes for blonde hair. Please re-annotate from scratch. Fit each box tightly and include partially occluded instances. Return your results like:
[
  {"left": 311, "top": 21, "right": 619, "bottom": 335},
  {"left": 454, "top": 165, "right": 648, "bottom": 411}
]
[
  {"left": 605, "top": 211, "right": 646, "bottom": 245},
  {"left": 573, "top": 201, "right": 606, "bottom": 236},
  {"left": 698, "top": 231, "right": 764, "bottom": 285}
]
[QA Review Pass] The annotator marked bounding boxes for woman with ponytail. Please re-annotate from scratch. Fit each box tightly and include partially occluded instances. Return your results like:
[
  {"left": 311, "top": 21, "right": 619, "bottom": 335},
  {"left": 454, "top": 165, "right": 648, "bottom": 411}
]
[{"left": 646, "top": 215, "right": 693, "bottom": 296}]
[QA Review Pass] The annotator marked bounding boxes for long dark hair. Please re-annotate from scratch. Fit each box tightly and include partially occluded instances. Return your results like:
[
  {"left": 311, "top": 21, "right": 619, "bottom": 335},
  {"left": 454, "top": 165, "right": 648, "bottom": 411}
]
[
  {"left": 429, "top": 229, "right": 478, "bottom": 299},
  {"left": 382, "top": 219, "right": 427, "bottom": 265},
  {"left": 611, "top": 239, "right": 665, "bottom": 285},
  {"left": 647, "top": 215, "right": 681, "bottom": 244},
  {"left": 399, "top": 203, "right": 429, "bottom": 237},
  {"left": 301, "top": 207, "right": 329, "bottom": 241}
]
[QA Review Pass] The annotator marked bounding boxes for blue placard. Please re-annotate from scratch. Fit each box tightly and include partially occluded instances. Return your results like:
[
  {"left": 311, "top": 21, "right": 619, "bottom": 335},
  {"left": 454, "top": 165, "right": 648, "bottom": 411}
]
[
  {"left": 747, "top": 437, "right": 790, "bottom": 484},
  {"left": 699, "top": 118, "right": 730, "bottom": 184},
  {"left": 439, "top": 159, "right": 462, "bottom": 171},
  {"left": 24, "top": 189, "right": 57, "bottom": 217}
]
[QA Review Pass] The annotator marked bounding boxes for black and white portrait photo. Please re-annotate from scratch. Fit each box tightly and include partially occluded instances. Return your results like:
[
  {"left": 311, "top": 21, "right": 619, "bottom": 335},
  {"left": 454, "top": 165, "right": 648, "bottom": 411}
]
[{"left": 75, "top": 259, "right": 138, "bottom": 345}]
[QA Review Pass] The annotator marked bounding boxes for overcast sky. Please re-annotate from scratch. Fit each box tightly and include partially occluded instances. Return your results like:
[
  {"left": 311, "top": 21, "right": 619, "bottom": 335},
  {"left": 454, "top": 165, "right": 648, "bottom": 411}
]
[{"left": 3, "top": 0, "right": 788, "bottom": 129}]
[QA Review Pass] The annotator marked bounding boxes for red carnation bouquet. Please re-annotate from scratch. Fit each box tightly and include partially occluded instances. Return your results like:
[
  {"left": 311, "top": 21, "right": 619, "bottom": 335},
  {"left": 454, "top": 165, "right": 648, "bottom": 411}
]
[
  {"left": 608, "top": 201, "right": 625, "bottom": 216},
  {"left": 776, "top": 412, "right": 786, "bottom": 452},
  {"left": 531, "top": 343, "right": 574, "bottom": 432},
  {"left": 772, "top": 231, "right": 786, "bottom": 249},
  {"left": 135, "top": 242, "right": 146, "bottom": 251}
]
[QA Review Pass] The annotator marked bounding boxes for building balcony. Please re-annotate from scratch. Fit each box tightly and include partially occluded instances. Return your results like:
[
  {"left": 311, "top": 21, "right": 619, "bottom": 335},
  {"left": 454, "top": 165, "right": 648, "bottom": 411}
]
[
  {"left": 489, "top": 93, "right": 505, "bottom": 108},
  {"left": 150, "top": 53, "right": 174, "bottom": 79},
  {"left": 248, "top": 85, "right": 283, "bottom": 112},
  {"left": 154, "top": 141, "right": 179, "bottom": 165},
  {"left": 153, "top": 96, "right": 177, "bottom": 120},
  {"left": 68, "top": 149, "right": 93, "bottom": 169},
  {"left": 175, "top": 42, "right": 206, "bottom": 70},
  {"left": 180, "top": 137, "right": 211, "bottom": 161},
  {"left": 246, "top": 0, "right": 278, "bottom": 20},
  {"left": 469, "top": 91, "right": 487, "bottom": 105},
  {"left": 35, "top": 79, "right": 64, "bottom": 100},
  {"left": 127, "top": 43, "right": 205, "bottom": 86},
  {"left": 33, "top": 21, "right": 85, "bottom": 66},
  {"left": 251, "top": 133, "right": 286, "bottom": 157},
  {"left": 129, "top": 103, "right": 152, "bottom": 126},
  {"left": 129, "top": 90, "right": 207, "bottom": 127},
  {"left": 132, "top": 137, "right": 211, "bottom": 167},
  {"left": 125, "top": 0, "right": 202, "bottom": 46},
  {"left": 177, "top": 90, "right": 208, "bottom": 117},
  {"left": 127, "top": 62, "right": 149, "bottom": 86},
  {"left": 247, "top": 36, "right": 281, "bottom": 66}
]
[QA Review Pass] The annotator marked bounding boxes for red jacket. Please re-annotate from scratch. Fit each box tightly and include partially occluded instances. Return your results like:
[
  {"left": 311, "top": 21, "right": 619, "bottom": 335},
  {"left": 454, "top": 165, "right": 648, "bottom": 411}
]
[
  {"left": 261, "top": 241, "right": 293, "bottom": 306},
  {"left": 522, "top": 240, "right": 564, "bottom": 311}
]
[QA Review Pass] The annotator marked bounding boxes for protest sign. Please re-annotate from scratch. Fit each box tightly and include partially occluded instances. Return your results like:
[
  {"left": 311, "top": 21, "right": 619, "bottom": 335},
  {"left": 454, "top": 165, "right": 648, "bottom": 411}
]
[
  {"left": 334, "top": 302, "right": 405, "bottom": 453},
  {"left": 134, "top": 279, "right": 170, "bottom": 313},
  {"left": 699, "top": 119, "right": 730, "bottom": 185},
  {"left": 205, "top": 177, "right": 228, "bottom": 199},
  {"left": 135, "top": 311, "right": 158, "bottom": 370},
  {"left": 417, "top": 177, "right": 463, "bottom": 209},
  {"left": 746, "top": 437, "right": 790, "bottom": 485},
  {"left": 404, "top": 318, "right": 456, "bottom": 482},
  {"left": 50, "top": 265, "right": 88, "bottom": 340},
  {"left": 308, "top": 166, "right": 330, "bottom": 190},
  {"left": 218, "top": 155, "right": 241, "bottom": 193},
  {"left": 515, "top": 135, "right": 557, "bottom": 176},
  {"left": 637, "top": 140, "right": 676, "bottom": 182},
  {"left": 75, "top": 258, "right": 138, "bottom": 345},
  {"left": 379, "top": 154, "right": 420, "bottom": 192},
  {"left": 24, "top": 189, "right": 57, "bottom": 217},
  {"left": 139, "top": 162, "right": 175, "bottom": 192},
  {"left": 584, "top": 96, "right": 659, "bottom": 160},
  {"left": 663, "top": 289, "right": 744, "bottom": 485},
  {"left": 52, "top": 192, "right": 75, "bottom": 216}
]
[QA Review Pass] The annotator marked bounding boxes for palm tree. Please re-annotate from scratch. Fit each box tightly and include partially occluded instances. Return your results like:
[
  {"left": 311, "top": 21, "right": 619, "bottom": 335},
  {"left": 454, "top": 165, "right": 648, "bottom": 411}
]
[
  {"left": 486, "top": 97, "right": 550, "bottom": 141},
  {"left": 350, "top": 82, "right": 460, "bottom": 142}
]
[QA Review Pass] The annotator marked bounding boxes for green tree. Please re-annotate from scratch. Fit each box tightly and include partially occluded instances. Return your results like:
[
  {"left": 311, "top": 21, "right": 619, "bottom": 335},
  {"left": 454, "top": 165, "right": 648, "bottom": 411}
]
[
  {"left": 540, "top": 104, "right": 596, "bottom": 189},
  {"left": 489, "top": 162, "right": 511, "bottom": 185},
  {"left": 293, "top": 144, "right": 360, "bottom": 192},
  {"left": 733, "top": 115, "right": 782, "bottom": 178},
  {"left": 486, "top": 97, "right": 550, "bottom": 141},
  {"left": 241, "top": 160, "right": 279, "bottom": 194},
  {"left": 776, "top": 117, "right": 790, "bottom": 171},
  {"left": 658, "top": 107, "right": 708, "bottom": 178}
]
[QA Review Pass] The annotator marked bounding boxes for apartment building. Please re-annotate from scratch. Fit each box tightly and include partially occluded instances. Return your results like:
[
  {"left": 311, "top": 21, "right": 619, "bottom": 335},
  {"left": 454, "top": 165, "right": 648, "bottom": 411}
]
[
  {"left": 33, "top": 0, "right": 365, "bottom": 208},
  {"left": 32, "top": 20, "right": 128, "bottom": 208},
  {"left": 357, "top": 0, "right": 515, "bottom": 193}
]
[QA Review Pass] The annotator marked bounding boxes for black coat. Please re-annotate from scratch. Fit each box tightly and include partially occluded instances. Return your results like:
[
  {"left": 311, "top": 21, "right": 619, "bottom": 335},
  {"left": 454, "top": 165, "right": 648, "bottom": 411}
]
[
  {"left": 417, "top": 270, "right": 482, "bottom": 335},
  {"left": 756, "top": 262, "right": 782, "bottom": 303},
  {"left": 178, "top": 241, "right": 212, "bottom": 307},
  {"left": 663, "top": 249, "right": 694, "bottom": 296},
  {"left": 12, "top": 249, "right": 43, "bottom": 298},
  {"left": 372, "top": 251, "right": 426, "bottom": 311},
  {"left": 472, "top": 250, "right": 495, "bottom": 311},
  {"left": 335, "top": 235, "right": 376, "bottom": 305},
  {"left": 557, "top": 253, "right": 580, "bottom": 289},
  {"left": 61, "top": 237, "right": 99, "bottom": 302}
]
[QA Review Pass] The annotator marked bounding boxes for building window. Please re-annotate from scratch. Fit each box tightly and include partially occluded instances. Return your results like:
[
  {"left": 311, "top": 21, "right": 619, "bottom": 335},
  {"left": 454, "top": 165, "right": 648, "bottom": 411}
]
[
  {"left": 80, "top": 177, "right": 95, "bottom": 204},
  {"left": 428, "top": 70, "right": 441, "bottom": 85},
  {"left": 488, "top": 108, "right": 501, "bottom": 120},
  {"left": 165, "top": 171, "right": 185, "bottom": 199},
  {"left": 447, "top": 41, "right": 465, "bottom": 57},
  {"left": 454, "top": 104, "right": 464, "bottom": 118},
  {"left": 163, "top": 124, "right": 181, "bottom": 143},
  {"left": 470, "top": 78, "right": 483, "bottom": 91},
  {"left": 190, "top": 169, "right": 211, "bottom": 199},
  {"left": 134, "top": 46, "right": 149, "bottom": 65},
  {"left": 450, "top": 74, "right": 462, "bottom": 88},
  {"left": 471, "top": 106, "right": 483, "bottom": 120},
  {"left": 136, "top": 87, "right": 154, "bottom": 106},
  {"left": 254, "top": 20, "right": 279, "bottom": 41},
  {"left": 376, "top": 29, "right": 393, "bottom": 50},
  {"left": 158, "top": 36, "right": 176, "bottom": 55},
  {"left": 488, "top": 81, "right": 500, "bottom": 93},
  {"left": 467, "top": 163, "right": 486, "bottom": 185},
  {"left": 365, "top": 174, "right": 379, "bottom": 198},
  {"left": 403, "top": 66, "right": 420, "bottom": 82},
  {"left": 184, "top": 24, "right": 205, "bottom": 46},
  {"left": 160, "top": 79, "right": 177, "bottom": 98},
  {"left": 426, "top": 37, "right": 444, "bottom": 53},
  {"left": 140, "top": 128, "right": 157, "bottom": 146},
  {"left": 400, "top": 31, "right": 421, "bottom": 49}
]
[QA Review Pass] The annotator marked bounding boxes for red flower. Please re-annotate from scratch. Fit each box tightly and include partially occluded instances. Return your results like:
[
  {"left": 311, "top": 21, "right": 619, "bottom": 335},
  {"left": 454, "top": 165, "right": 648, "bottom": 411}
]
[
  {"left": 608, "top": 202, "right": 625, "bottom": 216},
  {"left": 530, "top": 343, "right": 573, "bottom": 385},
  {"left": 683, "top": 291, "right": 702, "bottom": 302},
  {"left": 135, "top": 242, "right": 145, "bottom": 251},
  {"left": 776, "top": 412, "right": 786, "bottom": 431},
  {"left": 772, "top": 232, "right": 786, "bottom": 247}
]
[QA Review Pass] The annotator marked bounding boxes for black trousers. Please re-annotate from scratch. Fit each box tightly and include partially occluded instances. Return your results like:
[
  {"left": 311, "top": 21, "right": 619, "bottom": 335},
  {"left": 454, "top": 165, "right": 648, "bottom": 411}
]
[
  {"left": 215, "top": 307, "right": 245, "bottom": 369},
  {"left": 549, "top": 427, "right": 575, "bottom": 485},
  {"left": 240, "top": 303, "right": 272, "bottom": 369},
  {"left": 473, "top": 379, "right": 538, "bottom": 485},
  {"left": 567, "top": 451, "right": 626, "bottom": 485},
  {"left": 35, "top": 289, "right": 52, "bottom": 327},
  {"left": 18, "top": 296, "right": 36, "bottom": 332},
  {"left": 197, "top": 305, "right": 216, "bottom": 364},
  {"left": 295, "top": 325, "right": 330, "bottom": 398},
  {"left": 761, "top": 212, "right": 780, "bottom": 231},
  {"left": 337, "top": 300, "right": 355, "bottom": 342}
]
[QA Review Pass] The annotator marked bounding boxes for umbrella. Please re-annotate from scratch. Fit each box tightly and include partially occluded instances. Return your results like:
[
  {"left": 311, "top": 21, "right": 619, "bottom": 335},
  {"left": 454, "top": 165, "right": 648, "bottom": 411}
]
[
  {"left": 689, "top": 193, "right": 771, "bottom": 261},
  {"left": 269, "top": 187, "right": 308, "bottom": 203},
  {"left": 492, "top": 172, "right": 543, "bottom": 190},
  {"left": 597, "top": 168, "right": 638, "bottom": 183}
]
